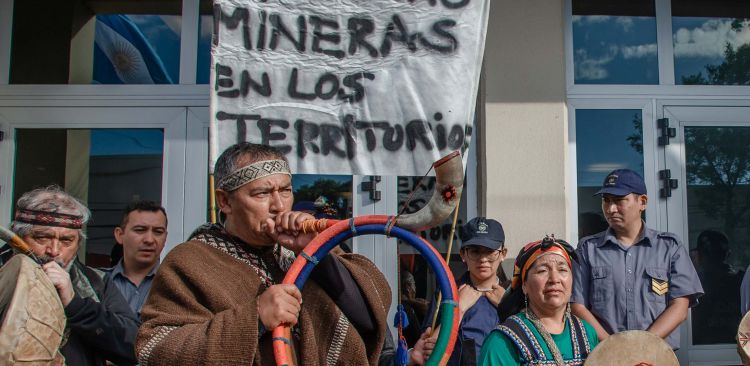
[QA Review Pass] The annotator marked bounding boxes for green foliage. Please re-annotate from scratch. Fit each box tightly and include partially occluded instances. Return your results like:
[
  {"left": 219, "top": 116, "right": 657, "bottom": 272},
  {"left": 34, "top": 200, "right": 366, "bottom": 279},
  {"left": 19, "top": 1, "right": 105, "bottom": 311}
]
[
  {"left": 682, "top": 18, "right": 750, "bottom": 85},
  {"left": 685, "top": 127, "right": 750, "bottom": 249},
  {"left": 731, "top": 18, "right": 748, "bottom": 32},
  {"left": 682, "top": 43, "right": 750, "bottom": 85},
  {"left": 678, "top": 19, "right": 750, "bottom": 266},
  {"left": 626, "top": 113, "right": 643, "bottom": 155}
]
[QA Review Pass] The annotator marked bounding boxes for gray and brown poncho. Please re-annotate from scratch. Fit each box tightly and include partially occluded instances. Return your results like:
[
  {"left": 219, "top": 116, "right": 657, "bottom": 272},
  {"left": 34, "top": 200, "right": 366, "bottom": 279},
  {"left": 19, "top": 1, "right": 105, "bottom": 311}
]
[{"left": 136, "top": 224, "right": 391, "bottom": 366}]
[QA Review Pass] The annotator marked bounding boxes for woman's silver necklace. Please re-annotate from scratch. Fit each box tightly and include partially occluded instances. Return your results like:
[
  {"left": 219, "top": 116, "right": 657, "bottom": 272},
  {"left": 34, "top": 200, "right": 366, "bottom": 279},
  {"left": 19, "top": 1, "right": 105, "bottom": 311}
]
[
  {"left": 470, "top": 276, "right": 499, "bottom": 293},
  {"left": 525, "top": 307, "right": 566, "bottom": 366}
]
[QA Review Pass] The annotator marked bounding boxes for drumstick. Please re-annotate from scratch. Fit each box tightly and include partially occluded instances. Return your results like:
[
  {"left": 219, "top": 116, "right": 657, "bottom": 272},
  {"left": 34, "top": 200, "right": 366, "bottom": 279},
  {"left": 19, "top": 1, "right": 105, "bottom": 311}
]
[{"left": 0, "top": 226, "right": 42, "bottom": 263}]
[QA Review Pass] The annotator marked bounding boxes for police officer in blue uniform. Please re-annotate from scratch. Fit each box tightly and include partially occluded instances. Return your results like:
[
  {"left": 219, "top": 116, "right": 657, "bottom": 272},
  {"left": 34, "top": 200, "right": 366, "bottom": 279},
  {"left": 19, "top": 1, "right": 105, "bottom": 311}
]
[{"left": 571, "top": 169, "right": 704, "bottom": 350}]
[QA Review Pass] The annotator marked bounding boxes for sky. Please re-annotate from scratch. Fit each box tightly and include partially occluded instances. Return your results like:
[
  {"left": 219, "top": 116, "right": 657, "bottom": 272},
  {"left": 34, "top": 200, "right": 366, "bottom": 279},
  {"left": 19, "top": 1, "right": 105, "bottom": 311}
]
[
  {"left": 90, "top": 13, "right": 742, "bottom": 180},
  {"left": 573, "top": 15, "right": 750, "bottom": 85},
  {"left": 575, "top": 109, "right": 644, "bottom": 187},
  {"left": 573, "top": 15, "right": 659, "bottom": 84},
  {"left": 97, "top": 12, "right": 750, "bottom": 86}
]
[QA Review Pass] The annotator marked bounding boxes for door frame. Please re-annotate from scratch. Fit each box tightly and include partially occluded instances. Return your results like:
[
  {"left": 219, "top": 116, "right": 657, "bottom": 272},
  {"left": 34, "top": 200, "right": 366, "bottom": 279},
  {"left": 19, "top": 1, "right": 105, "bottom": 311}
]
[
  {"left": 567, "top": 98, "right": 662, "bottom": 241},
  {"left": 0, "top": 105, "right": 188, "bottom": 255},
  {"left": 660, "top": 102, "right": 750, "bottom": 365}
]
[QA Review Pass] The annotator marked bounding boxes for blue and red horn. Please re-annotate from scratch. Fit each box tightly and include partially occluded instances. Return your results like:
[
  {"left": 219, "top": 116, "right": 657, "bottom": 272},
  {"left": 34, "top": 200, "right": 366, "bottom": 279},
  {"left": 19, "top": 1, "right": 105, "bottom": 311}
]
[{"left": 272, "top": 151, "right": 464, "bottom": 366}]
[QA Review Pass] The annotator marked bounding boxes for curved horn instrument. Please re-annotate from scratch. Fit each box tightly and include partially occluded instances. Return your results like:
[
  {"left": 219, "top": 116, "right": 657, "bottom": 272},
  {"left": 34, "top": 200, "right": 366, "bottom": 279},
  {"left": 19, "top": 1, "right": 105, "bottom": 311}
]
[
  {"left": 274, "top": 151, "right": 464, "bottom": 366},
  {"left": 0, "top": 226, "right": 40, "bottom": 263},
  {"left": 300, "top": 151, "right": 464, "bottom": 234},
  {"left": 394, "top": 151, "right": 464, "bottom": 231}
]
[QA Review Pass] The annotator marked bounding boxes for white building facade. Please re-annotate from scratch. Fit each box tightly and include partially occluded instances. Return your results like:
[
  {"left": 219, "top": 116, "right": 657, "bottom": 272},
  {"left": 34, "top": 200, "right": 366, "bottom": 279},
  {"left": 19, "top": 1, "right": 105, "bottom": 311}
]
[{"left": 1, "top": 0, "right": 748, "bottom": 362}]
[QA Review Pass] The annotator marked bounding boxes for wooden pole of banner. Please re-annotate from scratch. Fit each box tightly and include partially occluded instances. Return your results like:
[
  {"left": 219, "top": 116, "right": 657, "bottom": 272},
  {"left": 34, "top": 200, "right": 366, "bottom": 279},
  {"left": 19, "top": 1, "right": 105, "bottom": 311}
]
[
  {"left": 430, "top": 198, "right": 461, "bottom": 334},
  {"left": 209, "top": 174, "right": 217, "bottom": 224}
]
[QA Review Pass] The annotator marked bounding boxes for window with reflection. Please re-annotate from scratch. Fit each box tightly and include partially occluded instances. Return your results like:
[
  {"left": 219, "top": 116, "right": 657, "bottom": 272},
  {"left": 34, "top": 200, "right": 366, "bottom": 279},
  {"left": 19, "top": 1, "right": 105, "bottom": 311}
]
[
  {"left": 672, "top": 1, "right": 750, "bottom": 85},
  {"left": 207, "top": 173, "right": 353, "bottom": 233},
  {"left": 291, "top": 175, "right": 352, "bottom": 251},
  {"left": 13, "top": 128, "right": 164, "bottom": 267},
  {"left": 685, "top": 126, "right": 750, "bottom": 345},
  {"left": 9, "top": 0, "right": 182, "bottom": 84},
  {"left": 291, "top": 175, "right": 352, "bottom": 220},
  {"left": 575, "top": 109, "right": 644, "bottom": 239},
  {"left": 93, "top": 15, "right": 181, "bottom": 84},
  {"left": 572, "top": 0, "right": 658, "bottom": 84}
]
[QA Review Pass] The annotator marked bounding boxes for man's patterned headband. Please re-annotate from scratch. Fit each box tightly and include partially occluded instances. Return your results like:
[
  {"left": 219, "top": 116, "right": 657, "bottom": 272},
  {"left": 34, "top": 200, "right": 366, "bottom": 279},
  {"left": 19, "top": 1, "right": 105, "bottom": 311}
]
[
  {"left": 218, "top": 159, "right": 292, "bottom": 192},
  {"left": 15, "top": 209, "right": 84, "bottom": 229}
]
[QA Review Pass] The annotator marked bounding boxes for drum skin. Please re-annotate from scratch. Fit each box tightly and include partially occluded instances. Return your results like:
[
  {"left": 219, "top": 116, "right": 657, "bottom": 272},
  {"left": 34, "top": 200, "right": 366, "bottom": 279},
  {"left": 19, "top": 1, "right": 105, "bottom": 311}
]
[
  {"left": 737, "top": 311, "right": 750, "bottom": 365},
  {"left": 584, "top": 330, "right": 678, "bottom": 366},
  {"left": 0, "top": 255, "right": 66, "bottom": 365}
]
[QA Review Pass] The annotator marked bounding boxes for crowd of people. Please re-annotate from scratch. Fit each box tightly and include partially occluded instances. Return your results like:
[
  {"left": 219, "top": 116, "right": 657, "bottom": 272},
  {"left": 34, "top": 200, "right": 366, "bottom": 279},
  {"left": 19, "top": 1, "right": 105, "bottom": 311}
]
[{"left": 5, "top": 142, "right": 750, "bottom": 365}]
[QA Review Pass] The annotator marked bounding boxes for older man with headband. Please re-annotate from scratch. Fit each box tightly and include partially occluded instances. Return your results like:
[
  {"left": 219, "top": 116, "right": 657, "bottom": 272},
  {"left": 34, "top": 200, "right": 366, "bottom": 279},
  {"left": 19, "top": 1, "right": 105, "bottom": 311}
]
[
  {"left": 136, "top": 142, "right": 433, "bottom": 366},
  {"left": 0, "top": 186, "right": 139, "bottom": 366}
]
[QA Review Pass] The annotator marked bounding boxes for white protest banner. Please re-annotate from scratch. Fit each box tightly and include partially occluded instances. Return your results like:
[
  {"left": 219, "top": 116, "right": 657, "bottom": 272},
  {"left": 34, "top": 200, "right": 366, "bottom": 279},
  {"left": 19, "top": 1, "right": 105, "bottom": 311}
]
[{"left": 210, "top": 0, "right": 489, "bottom": 175}]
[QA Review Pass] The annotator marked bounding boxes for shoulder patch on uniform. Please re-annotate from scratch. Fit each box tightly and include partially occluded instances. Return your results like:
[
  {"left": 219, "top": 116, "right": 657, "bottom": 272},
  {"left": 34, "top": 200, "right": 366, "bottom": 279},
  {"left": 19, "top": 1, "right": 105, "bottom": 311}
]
[
  {"left": 581, "top": 231, "right": 606, "bottom": 242},
  {"left": 655, "top": 231, "right": 681, "bottom": 246},
  {"left": 578, "top": 231, "right": 606, "bottom": 248}
]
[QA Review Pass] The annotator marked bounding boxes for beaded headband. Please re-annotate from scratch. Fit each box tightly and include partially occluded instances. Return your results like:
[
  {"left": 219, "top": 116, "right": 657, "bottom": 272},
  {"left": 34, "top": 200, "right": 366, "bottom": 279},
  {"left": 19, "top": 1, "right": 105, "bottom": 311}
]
[
  {"left": 218, "top": 159, "right": 292, "bottom": 192},
  {"left": 510, "top": 236, "right": 574, "bottom": 290},
  {"left": 14, "top": 209, "right": 84, "bottom": 229}
]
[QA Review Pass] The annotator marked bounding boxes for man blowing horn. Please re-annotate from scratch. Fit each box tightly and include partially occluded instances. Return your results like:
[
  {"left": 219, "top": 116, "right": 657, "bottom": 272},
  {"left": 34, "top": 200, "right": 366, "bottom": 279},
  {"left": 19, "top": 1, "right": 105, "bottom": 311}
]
[
  {"left": 1, "top": 186, "right": 139, "bottom": 366},
  {"left": 136, "top": 142, "right": 434, "bottom": 365}
]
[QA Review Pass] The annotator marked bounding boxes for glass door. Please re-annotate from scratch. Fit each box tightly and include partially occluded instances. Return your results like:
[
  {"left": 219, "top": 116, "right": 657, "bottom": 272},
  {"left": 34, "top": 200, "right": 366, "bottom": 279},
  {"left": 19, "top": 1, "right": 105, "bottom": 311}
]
[
  {"left": 0, "top": 106, "right": 187, "bottom": 264},
  {"left": 663, "top": 105, "right": 750, "bottom": 365}
]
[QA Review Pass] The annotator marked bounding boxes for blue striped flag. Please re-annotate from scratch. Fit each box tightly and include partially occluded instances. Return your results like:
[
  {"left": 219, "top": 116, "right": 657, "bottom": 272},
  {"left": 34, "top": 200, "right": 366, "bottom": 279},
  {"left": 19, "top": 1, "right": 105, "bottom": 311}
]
[{"left": 93, "top": 15, "right": 174, "bottom": 84}]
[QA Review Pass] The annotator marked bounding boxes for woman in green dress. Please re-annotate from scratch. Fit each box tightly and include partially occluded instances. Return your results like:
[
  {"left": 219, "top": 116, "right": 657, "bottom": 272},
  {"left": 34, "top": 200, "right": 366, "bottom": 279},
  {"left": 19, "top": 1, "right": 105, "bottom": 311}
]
[{"left": 478, "top": 236, "right": 599, "bottom": 365}]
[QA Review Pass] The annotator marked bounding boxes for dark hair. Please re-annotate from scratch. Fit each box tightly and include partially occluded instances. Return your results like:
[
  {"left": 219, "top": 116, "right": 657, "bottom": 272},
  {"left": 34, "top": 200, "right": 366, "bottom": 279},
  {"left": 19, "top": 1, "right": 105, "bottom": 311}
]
[
  {"left": 497, "top": 265, "right": 511, "bottom": 288},
  {"left": 578, "top": 212, "right": 608, "bottom": 239},
  {"left": 110, "top": 243, "right": 123, "bottom": 266},
  {"left": 696, "top": 229, "right": 729, "bottom": 264},
  {"left": 497, "top": 236, "right": 577, "bottom": 322},
  {"left": 214, "top": 143, "right": 287, "bottom": 188},
  {"left": 120, "top": 200, "right": 167, "bottom": 229}
]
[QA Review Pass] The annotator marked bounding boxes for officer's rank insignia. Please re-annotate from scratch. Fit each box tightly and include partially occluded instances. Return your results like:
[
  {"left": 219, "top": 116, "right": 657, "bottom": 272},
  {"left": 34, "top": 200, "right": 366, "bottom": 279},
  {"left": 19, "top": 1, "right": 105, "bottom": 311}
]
[{"left": 651, "top": 278, "right": 668, "bottom": 295}]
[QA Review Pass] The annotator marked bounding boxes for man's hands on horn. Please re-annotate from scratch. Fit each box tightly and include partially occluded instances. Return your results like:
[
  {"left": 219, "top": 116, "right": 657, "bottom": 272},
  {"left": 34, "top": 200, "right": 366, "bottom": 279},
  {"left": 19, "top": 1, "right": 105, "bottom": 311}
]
[
  {"left": 43, "top": 261, "right": 75, "bottom": 306},
  {"left": 485, "top": 284, "right": 505, "bottom": 307},
  {"left": 258, "top": 284, "right": 303, "bottom": 330},
  {"left": 257, "top": 211, "right": 315, "bottom": 330},
  {"left": 408, "top": 327, "right": 438, "bottom": 365},
  {"left": 265, "top": 211, "right": 316, "bottom": 254}
]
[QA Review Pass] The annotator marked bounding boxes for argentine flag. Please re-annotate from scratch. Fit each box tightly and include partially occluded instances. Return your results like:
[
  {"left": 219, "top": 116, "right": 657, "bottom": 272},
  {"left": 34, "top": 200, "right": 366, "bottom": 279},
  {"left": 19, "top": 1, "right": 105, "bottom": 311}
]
[{"left": 93, "top": 15, "right": 174, "bottom": 84}]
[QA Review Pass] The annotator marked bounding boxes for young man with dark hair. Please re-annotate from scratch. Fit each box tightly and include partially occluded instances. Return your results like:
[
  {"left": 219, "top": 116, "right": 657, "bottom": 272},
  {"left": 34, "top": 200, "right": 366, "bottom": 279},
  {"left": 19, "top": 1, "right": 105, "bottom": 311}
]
[
  {"left": 104, "top": 200, "right": 168, "bottom": 316},
  {"left": 571, "top": 169, "right": 704, "bottom": 350}
]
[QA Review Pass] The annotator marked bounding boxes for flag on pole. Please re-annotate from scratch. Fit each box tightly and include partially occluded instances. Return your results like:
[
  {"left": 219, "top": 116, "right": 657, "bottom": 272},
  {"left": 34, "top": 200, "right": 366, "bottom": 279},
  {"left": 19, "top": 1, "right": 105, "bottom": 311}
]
[{"left": 93, "top": 15, "right": 174, "bottom": 84}]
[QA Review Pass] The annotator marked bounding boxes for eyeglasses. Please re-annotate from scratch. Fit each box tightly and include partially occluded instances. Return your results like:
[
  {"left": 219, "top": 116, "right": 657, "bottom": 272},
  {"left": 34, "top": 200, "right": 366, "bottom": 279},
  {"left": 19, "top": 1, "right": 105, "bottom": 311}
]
[{"left": 465, "top": 247, "right": 502, "bottom": 261}]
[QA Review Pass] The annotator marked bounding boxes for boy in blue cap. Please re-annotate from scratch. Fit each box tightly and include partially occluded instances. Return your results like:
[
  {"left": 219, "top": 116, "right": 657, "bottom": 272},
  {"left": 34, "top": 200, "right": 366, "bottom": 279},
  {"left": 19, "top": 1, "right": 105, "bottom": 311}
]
[
  {"left": 424, "top": 217, "right": 509, "bottom": 366},
  {"left": 571, "top": 169, "right": 704, "bottom": 350}
]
